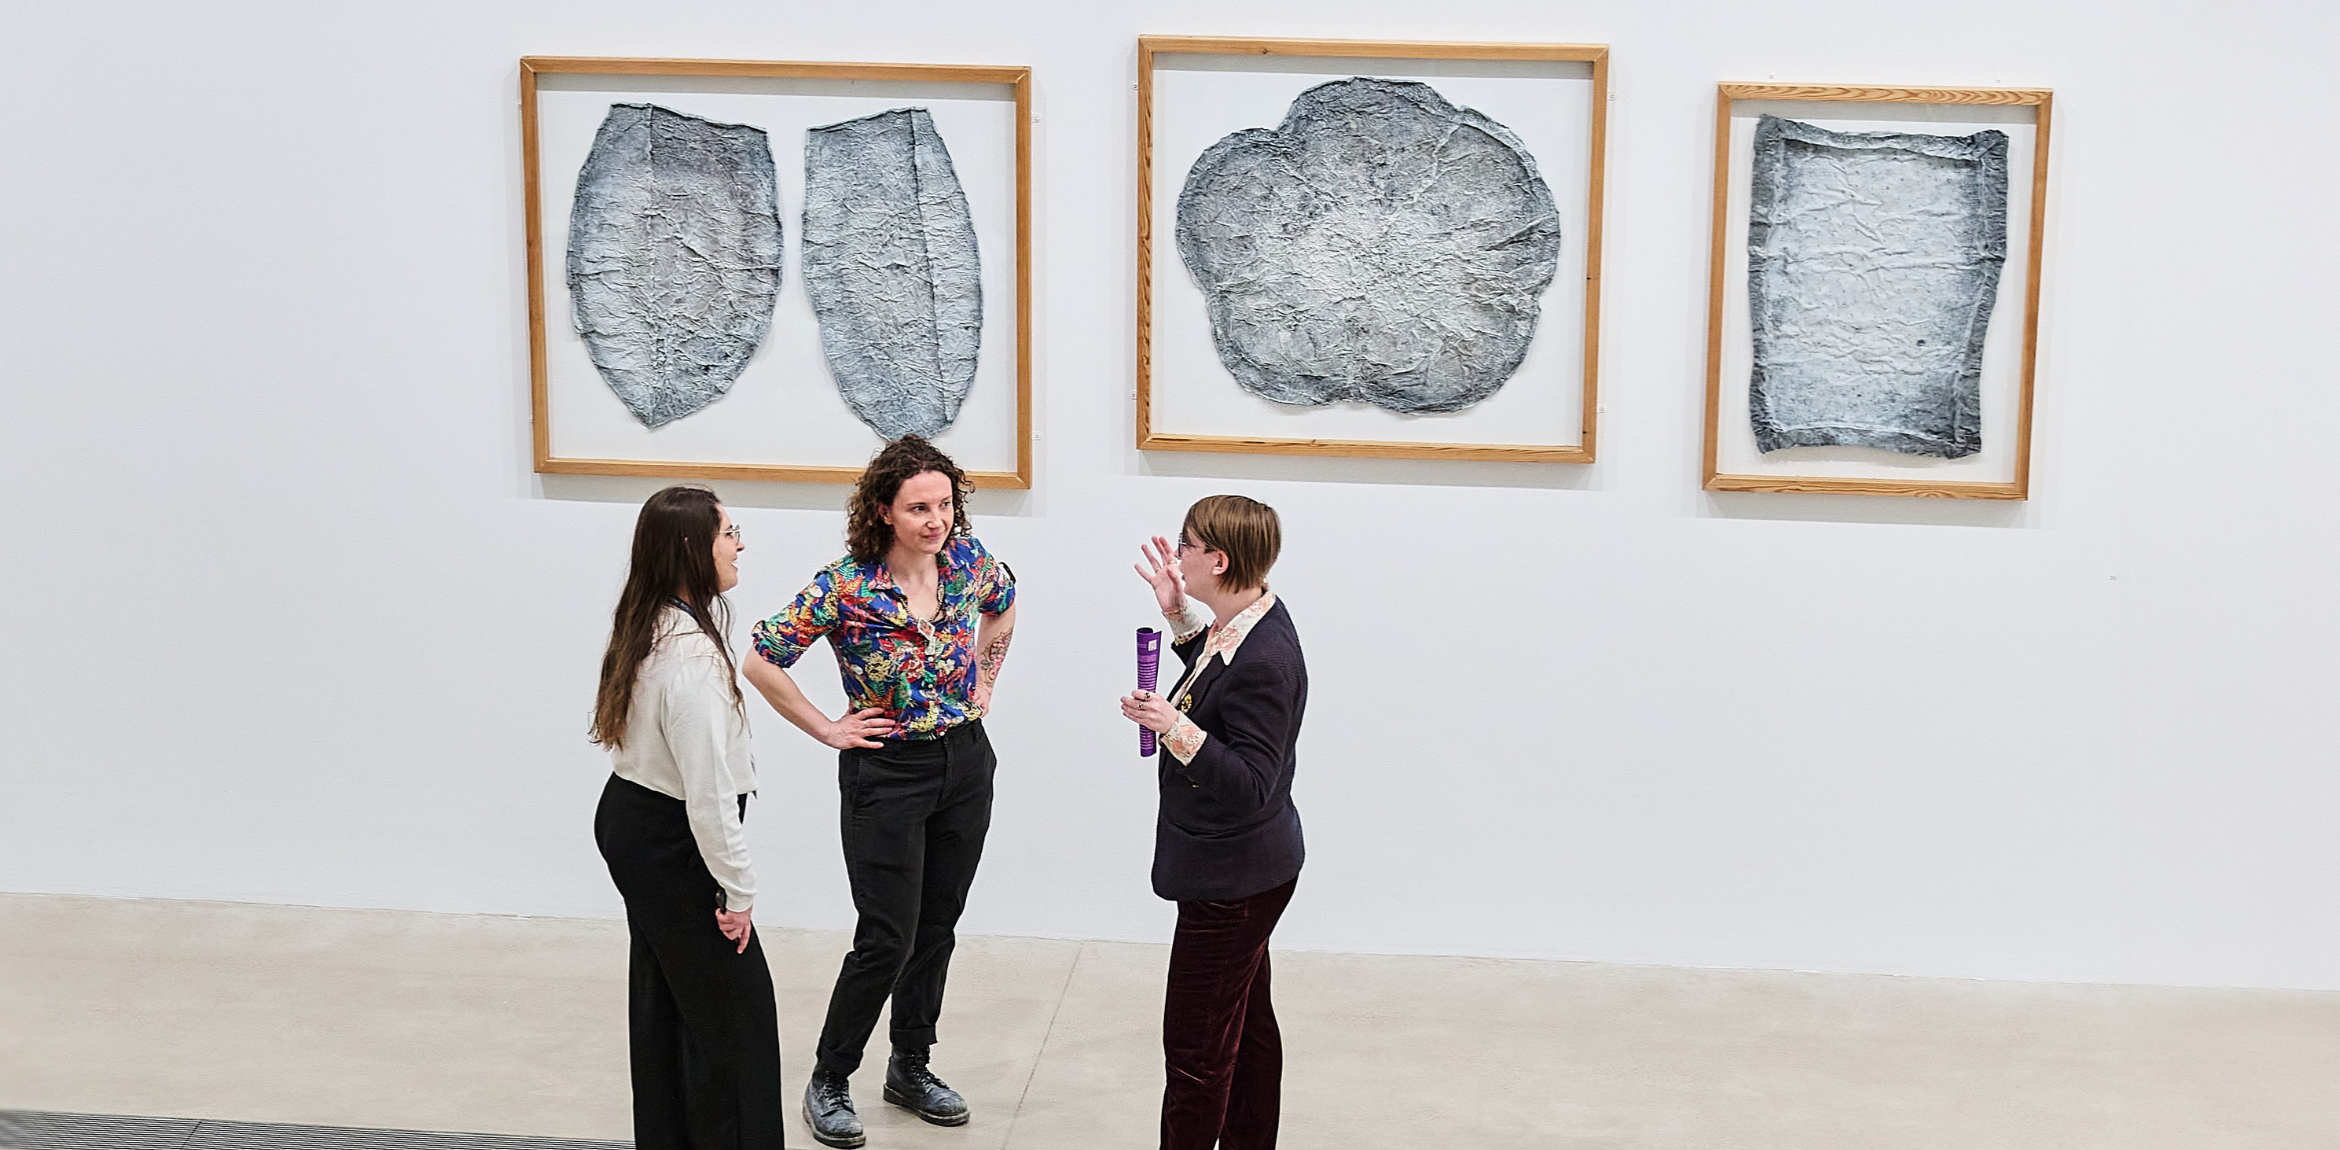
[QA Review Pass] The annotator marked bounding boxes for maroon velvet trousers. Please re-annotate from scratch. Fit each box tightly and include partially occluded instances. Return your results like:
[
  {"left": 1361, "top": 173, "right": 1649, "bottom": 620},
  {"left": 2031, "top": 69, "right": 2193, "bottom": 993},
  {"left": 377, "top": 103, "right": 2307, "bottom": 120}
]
[{"left": 1160, "top": 877, "right": 1298, "bottom": 1150}]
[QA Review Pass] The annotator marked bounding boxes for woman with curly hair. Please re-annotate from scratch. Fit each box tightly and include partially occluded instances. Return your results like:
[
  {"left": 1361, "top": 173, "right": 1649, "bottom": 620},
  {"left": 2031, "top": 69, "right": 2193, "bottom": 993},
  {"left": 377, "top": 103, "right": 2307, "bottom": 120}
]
[{"left": 743, "top": 435, "right": 1017, "bottom": 1149}]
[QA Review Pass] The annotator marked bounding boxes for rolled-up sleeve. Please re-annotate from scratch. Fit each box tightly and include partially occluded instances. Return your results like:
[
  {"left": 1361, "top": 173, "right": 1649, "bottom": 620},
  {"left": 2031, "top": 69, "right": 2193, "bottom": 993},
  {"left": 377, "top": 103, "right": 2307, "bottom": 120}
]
[
  {"left": 973, "top": 540, "right": 1015, "bottom": 615},
  {"left": 752, "top": 573, "right": 838, "bottom": 669}
]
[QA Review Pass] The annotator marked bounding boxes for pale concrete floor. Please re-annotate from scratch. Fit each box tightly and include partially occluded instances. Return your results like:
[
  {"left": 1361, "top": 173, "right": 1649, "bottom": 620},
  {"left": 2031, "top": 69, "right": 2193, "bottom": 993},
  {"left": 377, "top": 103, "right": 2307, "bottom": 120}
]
[{"left": 2, "top": 895, "right": 2335, "bottom": 1149}]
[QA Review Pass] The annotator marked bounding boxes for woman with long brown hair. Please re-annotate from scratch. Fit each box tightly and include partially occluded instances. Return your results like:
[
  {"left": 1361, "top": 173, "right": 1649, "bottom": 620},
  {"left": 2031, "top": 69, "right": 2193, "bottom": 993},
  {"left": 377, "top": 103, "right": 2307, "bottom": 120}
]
[
  {"left": 744, "top": 435, "right": 1017, "bottom": 1149},
  {"left": 592, "top": 485, "right": 785, "bottom": 1150}
]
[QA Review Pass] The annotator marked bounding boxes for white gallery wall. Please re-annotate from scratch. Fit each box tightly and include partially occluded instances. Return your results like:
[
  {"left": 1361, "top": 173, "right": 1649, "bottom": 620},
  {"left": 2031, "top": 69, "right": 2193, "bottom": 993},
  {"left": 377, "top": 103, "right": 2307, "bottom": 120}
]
[{"left": 3, "top": 0, "right": 2336, "bottom": 991}]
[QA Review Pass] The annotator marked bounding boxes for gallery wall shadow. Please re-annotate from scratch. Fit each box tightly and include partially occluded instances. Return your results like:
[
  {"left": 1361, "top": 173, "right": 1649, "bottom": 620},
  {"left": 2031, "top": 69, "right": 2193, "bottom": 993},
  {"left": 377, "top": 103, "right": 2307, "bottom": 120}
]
[
  {"left": 1699, "top": 490, "right": 2031, "bottom": 529},
  {"left": 1137, "top": 450, "right": 1600, "bottom": 492},
  {"left": 536, "top": 473, "right": 1035, "bottom": 518}
]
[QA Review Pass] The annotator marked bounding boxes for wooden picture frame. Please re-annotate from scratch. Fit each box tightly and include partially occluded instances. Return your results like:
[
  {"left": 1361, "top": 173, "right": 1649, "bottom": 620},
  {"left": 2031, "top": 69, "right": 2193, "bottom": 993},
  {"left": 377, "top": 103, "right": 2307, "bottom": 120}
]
[
  {"left": 1702, "top": 82, "right": 2052, "bottom": 499},
  {"left": 521, "top": 56, "right": 1034, "bottom": 488},
  {"left": 1137, "top": 37, "right": 1610, "bottom": 463}
]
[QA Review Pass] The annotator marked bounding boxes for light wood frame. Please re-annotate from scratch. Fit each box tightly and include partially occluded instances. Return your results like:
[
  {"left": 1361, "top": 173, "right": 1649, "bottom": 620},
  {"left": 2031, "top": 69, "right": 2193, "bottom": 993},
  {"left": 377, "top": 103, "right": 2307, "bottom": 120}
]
[
  {"left": 1136, "top": 36, "right": 1610, "bottom": 463},
  {"left": 1702, "top": 82, "right": 2052, "bottom": 499},
  {"left": 520, "top": 56, "right": 1034, "bottom": 488}
]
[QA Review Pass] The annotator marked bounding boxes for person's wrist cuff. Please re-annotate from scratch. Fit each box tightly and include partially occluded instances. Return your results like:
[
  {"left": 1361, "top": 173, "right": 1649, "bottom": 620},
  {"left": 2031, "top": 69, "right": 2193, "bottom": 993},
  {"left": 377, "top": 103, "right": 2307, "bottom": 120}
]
[
  {"left": 1168, "top": 598, "right": 1210, "bottom": 643},
  {"left": 1165, "top": 717, "right": 1206, "bottom": 764}
]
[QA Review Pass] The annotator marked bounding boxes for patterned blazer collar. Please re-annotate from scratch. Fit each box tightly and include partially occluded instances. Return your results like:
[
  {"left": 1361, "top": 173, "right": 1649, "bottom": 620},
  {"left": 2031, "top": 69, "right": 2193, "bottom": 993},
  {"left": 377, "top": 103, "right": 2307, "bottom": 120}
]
[{"left": 1204, "top": 588, "right": 1277, "bottom": 665}]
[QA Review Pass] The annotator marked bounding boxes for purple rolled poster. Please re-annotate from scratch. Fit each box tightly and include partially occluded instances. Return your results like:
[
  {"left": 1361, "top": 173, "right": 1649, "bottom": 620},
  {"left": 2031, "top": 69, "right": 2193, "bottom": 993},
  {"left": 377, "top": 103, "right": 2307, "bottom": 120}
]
[{"left": 1137, "top": 627, "right": 1161, "bottom": 756}]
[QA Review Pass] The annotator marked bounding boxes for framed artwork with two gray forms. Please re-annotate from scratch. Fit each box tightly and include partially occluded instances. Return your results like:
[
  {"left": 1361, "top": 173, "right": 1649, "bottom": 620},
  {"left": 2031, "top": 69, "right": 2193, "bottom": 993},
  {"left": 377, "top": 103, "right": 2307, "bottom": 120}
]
[
  {"left": 1138, "top": 37, "right": 1610, "bottom": 462},
  {"left": 522, "top": 57, "right": 1033, "bottom": 487},
  {"left": 1704, "top": 83, "right": 2052, "bottom": 499}
]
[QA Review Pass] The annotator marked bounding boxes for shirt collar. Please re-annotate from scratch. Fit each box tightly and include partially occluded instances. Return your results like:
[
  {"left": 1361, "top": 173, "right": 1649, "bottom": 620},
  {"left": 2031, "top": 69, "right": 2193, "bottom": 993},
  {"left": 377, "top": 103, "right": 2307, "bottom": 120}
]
[
  {"left": 1205, "top": 587, "right": 1276, "bottom": 664},
  {"left": 868, "top": 537, "right": 961, "bottom": 597},
  {"left": 657, "top": 601, "right": 700, "bottom": 639}
]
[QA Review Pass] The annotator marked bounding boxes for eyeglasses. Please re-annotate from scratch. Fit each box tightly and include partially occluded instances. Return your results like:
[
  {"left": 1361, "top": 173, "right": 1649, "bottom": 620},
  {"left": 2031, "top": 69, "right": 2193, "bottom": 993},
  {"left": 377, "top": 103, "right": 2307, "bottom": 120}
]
[
  {"left": 1175, "top": 536, "right": 1210, "bottom": 555},
  {"left": 719, "top": 524, "right": 744, "bottom": 543}
]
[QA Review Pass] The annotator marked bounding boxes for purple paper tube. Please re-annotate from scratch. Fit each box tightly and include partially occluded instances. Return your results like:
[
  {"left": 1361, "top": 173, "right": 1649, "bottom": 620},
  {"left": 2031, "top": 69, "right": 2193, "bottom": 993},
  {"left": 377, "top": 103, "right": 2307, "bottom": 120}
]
[{"left": 1137, "top": 627, "right": 1162, "bottom": 756}]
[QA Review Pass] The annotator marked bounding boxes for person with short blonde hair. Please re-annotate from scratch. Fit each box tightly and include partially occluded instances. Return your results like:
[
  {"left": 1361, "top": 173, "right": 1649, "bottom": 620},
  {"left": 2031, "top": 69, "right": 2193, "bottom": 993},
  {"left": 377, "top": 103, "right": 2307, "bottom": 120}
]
[
  {"left": 1178, "top": 494, "right": 1281, "bottom": 593},
  {"left": 1122, "top": 493, "right": 1307, "bottom": 1150}
]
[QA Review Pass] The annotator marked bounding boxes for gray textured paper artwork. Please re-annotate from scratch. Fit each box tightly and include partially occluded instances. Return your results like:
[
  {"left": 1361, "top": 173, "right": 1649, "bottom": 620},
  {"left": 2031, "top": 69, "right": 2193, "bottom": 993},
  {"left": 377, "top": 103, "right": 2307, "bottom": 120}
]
[
  {"left": 566, "top": 103, "right": 782, "bottom": 428},
  {"left": 1175, "top": 77, "right": 1562, "bottom": 413},
  {"left": 802, "top": 108, "right": 983, "bottom": 440},
  {"left": 1747, "top": 115, "right": 2008, "bottom": 458}
]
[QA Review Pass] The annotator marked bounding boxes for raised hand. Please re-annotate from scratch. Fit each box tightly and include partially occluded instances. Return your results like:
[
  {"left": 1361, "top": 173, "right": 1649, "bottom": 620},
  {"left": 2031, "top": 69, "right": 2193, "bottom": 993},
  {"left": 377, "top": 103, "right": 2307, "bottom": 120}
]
[
  {"left": 822, "top": 707, "right": 898, "bottom": 750},
  {"left": 1135, "top": 535, "right": 1188, "bottom": 617}
]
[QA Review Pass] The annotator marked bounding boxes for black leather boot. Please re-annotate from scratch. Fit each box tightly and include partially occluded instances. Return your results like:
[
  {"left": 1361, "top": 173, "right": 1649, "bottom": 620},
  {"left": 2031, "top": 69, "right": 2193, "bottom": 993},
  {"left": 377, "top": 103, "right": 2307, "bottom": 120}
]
[
  {"left": 883, "top": 1047, "right": 970, "bottom": 1126},
  {"left": 803, "top": 1068, "right": 866, "bottom": 1148}
]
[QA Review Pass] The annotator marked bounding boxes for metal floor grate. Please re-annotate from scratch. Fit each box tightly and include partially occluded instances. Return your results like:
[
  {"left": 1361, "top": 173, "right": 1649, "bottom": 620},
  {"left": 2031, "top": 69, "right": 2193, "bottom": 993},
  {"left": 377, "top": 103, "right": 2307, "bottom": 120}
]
[{"left": 0, "top": 1111, "right": 631, "bottom": 1150}]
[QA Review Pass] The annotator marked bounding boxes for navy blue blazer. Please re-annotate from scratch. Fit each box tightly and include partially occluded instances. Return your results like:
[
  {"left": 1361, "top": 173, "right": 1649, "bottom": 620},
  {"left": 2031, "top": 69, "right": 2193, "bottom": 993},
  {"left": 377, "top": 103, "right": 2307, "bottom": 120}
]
[{"left": 1153, "top": 599, "right": 1307, "bottom": 902}]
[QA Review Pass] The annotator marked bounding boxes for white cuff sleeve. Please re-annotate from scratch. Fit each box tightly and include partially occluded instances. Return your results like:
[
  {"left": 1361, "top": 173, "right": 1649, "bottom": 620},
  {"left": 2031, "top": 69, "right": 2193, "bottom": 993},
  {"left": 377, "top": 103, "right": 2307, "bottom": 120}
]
[
  {"left": 1167, "top": 597, "right": 1212, "bottom": 644},
  {"left": 1164, "top": 716, "right": 1208, "bottom": 764}
]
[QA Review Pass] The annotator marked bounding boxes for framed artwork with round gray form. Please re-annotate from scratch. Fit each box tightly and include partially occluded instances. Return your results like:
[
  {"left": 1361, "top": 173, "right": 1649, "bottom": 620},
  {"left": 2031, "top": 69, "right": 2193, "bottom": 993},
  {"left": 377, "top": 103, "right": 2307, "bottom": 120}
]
[{"left": 1137, "top": 36, "right": 1611, "bottom": 463}]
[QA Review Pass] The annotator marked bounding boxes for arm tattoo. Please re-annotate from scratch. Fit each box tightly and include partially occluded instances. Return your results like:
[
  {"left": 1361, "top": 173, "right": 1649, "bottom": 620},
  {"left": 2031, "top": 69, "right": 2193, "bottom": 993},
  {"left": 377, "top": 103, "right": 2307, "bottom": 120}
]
[{"left": 977, "top": 627, "right": 1014, "bottom": 688}]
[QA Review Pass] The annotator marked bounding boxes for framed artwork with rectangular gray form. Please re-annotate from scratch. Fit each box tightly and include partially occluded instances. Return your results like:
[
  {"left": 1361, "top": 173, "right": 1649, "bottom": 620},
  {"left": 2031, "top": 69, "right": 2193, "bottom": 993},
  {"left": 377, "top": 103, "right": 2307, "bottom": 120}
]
[
  {"left": 1138, "top": 37, "right": 1610, "bottom": 463},
  {"left": 1703, "top": 82, "right": 2052, "bottom": 499},
  {"left": 521, "top": 56, "right": 1033, "bottom": 488}
]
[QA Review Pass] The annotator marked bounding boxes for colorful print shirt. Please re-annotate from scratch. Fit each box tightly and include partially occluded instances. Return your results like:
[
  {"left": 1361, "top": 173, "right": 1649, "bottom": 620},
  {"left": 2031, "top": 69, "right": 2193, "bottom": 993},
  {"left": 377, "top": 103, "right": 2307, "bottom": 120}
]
[{"left": 750, "top": 535, "right": 1016, "bottom": 739}]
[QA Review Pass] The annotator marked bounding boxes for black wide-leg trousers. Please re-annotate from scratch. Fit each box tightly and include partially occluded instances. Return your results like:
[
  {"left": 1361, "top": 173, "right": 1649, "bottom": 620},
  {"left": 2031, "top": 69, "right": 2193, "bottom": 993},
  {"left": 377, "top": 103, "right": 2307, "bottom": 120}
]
[
  {"left": 596, "top": 773, "right": 786, "bottom": 1150},
  {"left": 814, "top": 720, "right": 996, "bottom": 1076}
]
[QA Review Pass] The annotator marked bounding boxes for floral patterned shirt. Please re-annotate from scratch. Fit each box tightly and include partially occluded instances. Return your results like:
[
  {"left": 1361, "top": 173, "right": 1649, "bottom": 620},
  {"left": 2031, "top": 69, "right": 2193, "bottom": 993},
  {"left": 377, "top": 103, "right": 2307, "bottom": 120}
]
[{"left": 751, "top": 535, "right": 1016, "bottom": 739}]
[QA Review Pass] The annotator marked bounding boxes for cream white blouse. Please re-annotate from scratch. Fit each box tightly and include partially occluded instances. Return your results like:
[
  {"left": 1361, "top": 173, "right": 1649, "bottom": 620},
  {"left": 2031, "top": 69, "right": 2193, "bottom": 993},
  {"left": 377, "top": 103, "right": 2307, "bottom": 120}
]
[{"left": 608, "top": 606, "right": 758, "bottom": 911}]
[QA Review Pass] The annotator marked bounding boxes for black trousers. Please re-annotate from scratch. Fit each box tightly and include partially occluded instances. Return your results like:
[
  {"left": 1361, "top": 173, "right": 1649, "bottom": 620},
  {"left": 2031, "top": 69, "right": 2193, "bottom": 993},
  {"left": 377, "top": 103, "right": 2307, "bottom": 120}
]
[
  {"left": 814, "top": 719, "right": 996, "bottom": 1076},
  {"left": 596, "top": 774, "right": 786, "bottom": 1150},
  {"left": 1161, "top": 877, "right": 1297, "bottom": 1150}
]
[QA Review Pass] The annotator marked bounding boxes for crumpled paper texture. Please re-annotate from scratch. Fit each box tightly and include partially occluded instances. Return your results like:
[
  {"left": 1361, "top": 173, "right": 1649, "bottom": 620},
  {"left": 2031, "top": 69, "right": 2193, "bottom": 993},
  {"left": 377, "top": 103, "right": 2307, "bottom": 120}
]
[
  {"left": 1174, "top": 77, "right": 1562, "bottom": 413},
  {"left": 566, "top": 103, "right": 782, "bottom": 428},
  {"left": 1747, "top": 115, "right": 2009, "bottom": 458},
  {"left": 801, "top": 107, "right": 983, "bottom": 441}
]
